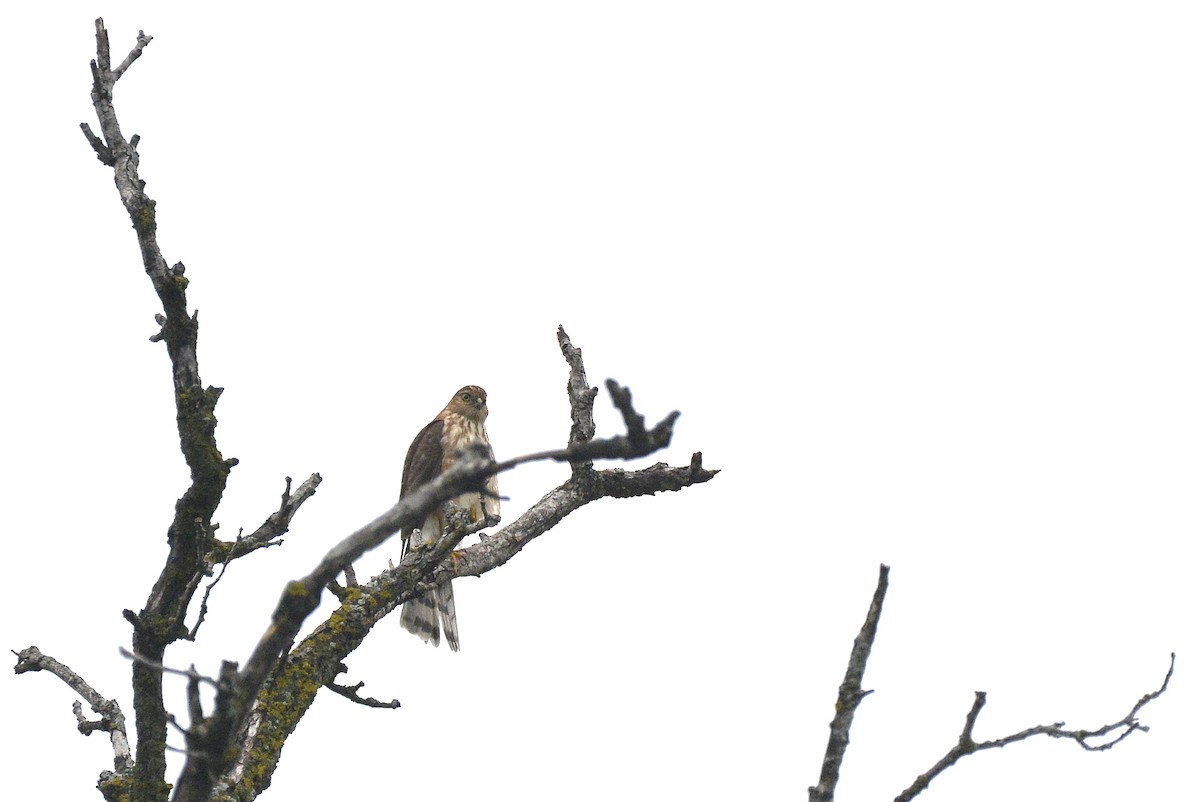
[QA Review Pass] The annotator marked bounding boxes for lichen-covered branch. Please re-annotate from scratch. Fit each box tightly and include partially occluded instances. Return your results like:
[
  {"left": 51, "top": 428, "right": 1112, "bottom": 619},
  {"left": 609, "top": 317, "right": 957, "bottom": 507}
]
[
  {"left": 895, "top": 653, "right": 1175, "bottom": 801},
  {"left": 12, "top": 647, "right": 133, "bottom": 801},
  {"left": 25, "top": 21, "right": 323, "bottom": 802},
  {"left": 808, "top": 564, "right": 890, "bottom": 802},
  {"left": 171, "top": 450, "right": 513, "bottom": 802},
  {"left": 82, "top": 18, "right": 234, "bottom": 801}
]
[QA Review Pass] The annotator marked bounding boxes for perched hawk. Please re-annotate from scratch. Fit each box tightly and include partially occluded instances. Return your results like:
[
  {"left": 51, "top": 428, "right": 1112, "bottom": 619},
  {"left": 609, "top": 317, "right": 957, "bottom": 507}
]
[{"left": 398, "top": 385, "right": 500, "bottom": 651}]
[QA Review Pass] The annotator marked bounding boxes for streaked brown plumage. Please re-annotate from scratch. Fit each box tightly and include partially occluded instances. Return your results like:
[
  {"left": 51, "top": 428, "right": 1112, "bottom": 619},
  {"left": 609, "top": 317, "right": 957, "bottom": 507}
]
[{"left": 398, "top": 385, "right": 499, "bottom": 651}]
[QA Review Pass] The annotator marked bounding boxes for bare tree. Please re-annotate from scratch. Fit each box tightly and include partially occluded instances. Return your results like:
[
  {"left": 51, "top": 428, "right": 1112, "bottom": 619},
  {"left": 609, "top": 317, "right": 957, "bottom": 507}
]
[
  {"left": 11, "top": 20, "right": 1172, "bottom": 802},
  {"left": 12, "top": 20, "right": 715, "bottom": 802}
]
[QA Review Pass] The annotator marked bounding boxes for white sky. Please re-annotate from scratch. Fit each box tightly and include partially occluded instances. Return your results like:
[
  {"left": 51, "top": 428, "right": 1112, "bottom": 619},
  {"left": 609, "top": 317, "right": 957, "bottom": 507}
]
[{"left": 2, "top": 3, "right": 1195, "bottom": 801}]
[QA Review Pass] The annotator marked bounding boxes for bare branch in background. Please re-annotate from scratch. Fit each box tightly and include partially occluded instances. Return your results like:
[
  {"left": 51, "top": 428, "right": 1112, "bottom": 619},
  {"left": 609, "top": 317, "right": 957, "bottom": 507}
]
[
  {"left": 803, "top": 568, "right": 1173, "bottom": 802},
  {"left": 808, "top": 565, "right": 889, "bottom": 802},
  {"left": 895, "top": 654, "right": 1175, "bottom": 801}
]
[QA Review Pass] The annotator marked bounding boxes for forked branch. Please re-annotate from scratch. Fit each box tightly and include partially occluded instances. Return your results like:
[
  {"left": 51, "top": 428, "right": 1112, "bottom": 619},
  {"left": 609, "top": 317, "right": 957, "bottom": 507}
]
[
  {"left": 13, "top": 646, "right": 133, "bottom": 801},
  {"left": 895, "top": 653, "right": 1175, "bottom": 801}
]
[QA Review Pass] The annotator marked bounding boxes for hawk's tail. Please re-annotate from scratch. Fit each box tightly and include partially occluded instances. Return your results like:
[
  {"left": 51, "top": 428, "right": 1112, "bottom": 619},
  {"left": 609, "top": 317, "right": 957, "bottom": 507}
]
[{"left": 399, "top": 582, "right": 459, "bottom": 652}]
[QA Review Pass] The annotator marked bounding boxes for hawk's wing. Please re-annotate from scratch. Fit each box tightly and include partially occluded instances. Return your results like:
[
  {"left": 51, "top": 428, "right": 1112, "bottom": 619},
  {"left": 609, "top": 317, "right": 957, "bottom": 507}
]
[
  {"left": 400, "top": 417, "right": 445, "bottom": 558},
  {"left": 401, "top": 418, "right": 445, "bottom": 498}
]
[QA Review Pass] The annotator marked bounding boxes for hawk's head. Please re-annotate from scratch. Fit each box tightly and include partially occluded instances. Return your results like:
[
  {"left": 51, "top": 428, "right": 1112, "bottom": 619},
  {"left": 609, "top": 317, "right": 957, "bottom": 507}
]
[{"left": 447, "top": 385, "right": 489, "bottom": 423}]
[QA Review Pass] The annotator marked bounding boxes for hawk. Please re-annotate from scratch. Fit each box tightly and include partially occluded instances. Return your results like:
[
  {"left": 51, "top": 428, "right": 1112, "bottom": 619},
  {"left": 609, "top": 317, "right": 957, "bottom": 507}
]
[{"left": 398, "top": 385, "right": 500, "bottom": 651}]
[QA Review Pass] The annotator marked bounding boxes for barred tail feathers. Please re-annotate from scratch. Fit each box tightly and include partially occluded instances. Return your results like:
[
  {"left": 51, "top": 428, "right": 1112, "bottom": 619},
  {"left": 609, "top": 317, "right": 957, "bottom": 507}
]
[
  {"left": 399, "top": 581, "right": 459, "bottom": 651},
  {"left": 398, "top": 515, "right": 459, "bottom": 650},
  {"left": 436, "top": 582, "right": 459, "bottom": 651},
  {"left": 399, "top": 590, "right": 441, "bottom": 648}
]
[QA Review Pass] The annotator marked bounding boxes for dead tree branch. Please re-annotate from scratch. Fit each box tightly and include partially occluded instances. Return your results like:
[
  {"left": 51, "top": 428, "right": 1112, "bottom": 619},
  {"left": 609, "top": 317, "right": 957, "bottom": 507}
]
[
  {"left": 557, "top": 326, "right": 598, "bottom": 467},
  {"left": 895, "top": 653, "right": 1176, "bottom": 801},
  {"left": 82, "top": 17, "right": 236, "bottom": 800},
  {"left": 806, "top": 569, "right": 1173, "bottom": 802},
  {"left": 808, "top": 564, "right": 889, "bottom": 802},
  {"left": 216, "top": 474, "right": 325, "bottom": 563},
  {"left": 12, "top": 646, "right": 134, "bottom": 797},
  {"left": 325, "top": 678, "right": 403, "bottom": 710},
  {"left": 37, "top": 20, "right": 323, "bottom": 802}
]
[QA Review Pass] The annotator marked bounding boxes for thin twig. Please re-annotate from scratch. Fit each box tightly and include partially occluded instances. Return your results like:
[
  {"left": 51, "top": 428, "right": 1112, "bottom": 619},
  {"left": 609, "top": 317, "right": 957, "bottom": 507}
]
[
  {"left": 188, "top": 474, "right": 323, "bottom": 638},
  {"left": 325, "top": 681, "right": 402, "bottom": 710},
  {"left": 187, "top": 533, "right": 239, "bottom": 640},
  {"left": 117, "top": 647, "right": 220, "bottom": 689}
]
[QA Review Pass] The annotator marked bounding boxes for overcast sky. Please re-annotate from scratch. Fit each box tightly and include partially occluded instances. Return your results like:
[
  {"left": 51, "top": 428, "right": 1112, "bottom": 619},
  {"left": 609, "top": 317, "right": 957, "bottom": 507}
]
[{"left": 2, "top": 4, "right": 1195, "bottom": 801}]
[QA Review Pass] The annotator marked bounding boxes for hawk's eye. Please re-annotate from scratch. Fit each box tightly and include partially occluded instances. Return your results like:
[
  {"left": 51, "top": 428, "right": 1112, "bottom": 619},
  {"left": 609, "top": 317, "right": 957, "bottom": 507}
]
[{"left": 460, "top": 392, "right": 472, "bottom": 402}]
